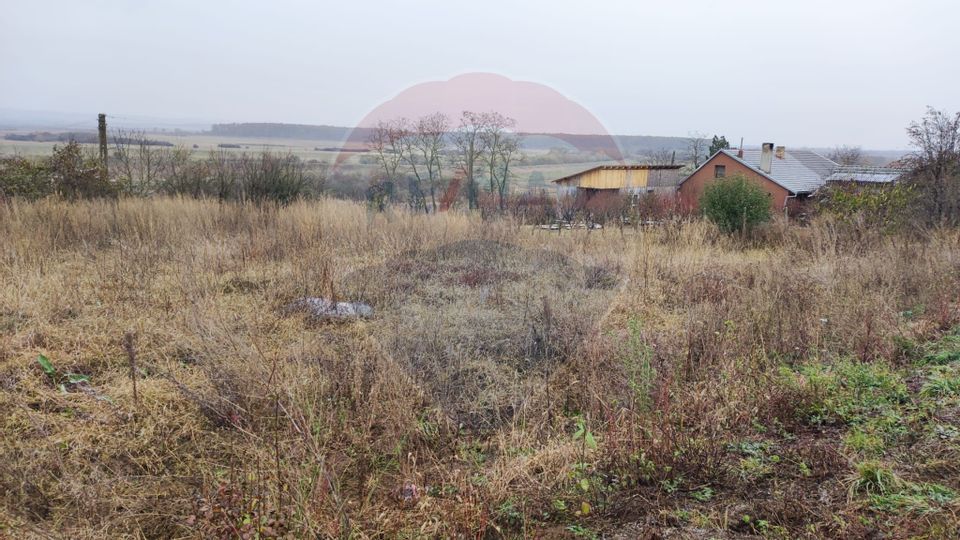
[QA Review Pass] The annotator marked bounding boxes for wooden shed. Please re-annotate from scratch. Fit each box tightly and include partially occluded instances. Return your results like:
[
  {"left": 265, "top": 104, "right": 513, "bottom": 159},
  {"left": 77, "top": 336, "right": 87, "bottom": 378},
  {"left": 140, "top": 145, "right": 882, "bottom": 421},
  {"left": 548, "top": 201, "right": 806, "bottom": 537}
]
[{"left": 552, "top": 164, "right": 683, "bottom": 198}]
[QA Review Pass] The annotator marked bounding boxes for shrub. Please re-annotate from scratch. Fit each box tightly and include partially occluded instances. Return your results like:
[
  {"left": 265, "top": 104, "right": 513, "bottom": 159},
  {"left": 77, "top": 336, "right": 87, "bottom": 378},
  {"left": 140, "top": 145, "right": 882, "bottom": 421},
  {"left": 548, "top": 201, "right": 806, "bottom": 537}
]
[
  {"left": 700, "top": 174, "right": 771, "bottom": 234},
  {"left": 1, "top": 143, "right": 116, "bottom": 201},
  {"left": 49, "top": 141, "right": 117, "bottom": 199},
  {"left": 817, "top": 182, "right": 916, "bottom": 233},
  {"left": 583, "top": 190, "right": 629, "bottom": 225},
  {"left": 236, "top": 151, "right": 309, "bottom": 205},
  {"left": 498, "top": 190, "right": 555, "bottom": 223},
  {"left": 0, "top": 156, "right": 51, "bottom": 199}
]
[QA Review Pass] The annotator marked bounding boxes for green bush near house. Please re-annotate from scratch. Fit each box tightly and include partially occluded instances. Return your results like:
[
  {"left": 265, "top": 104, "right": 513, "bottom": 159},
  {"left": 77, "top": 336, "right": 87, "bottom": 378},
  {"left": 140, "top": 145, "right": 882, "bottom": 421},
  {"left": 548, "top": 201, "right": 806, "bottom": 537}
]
[{"left": 699, "top": 174, "right": 771, "bottom": 234}]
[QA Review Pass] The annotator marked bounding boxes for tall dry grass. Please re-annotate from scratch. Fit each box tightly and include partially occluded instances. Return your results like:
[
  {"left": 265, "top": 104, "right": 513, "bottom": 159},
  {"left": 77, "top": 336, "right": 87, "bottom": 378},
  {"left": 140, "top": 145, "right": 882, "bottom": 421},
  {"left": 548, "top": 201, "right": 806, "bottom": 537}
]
[{"left": 1, "top": 197, "right": 959, "bottom": 538}]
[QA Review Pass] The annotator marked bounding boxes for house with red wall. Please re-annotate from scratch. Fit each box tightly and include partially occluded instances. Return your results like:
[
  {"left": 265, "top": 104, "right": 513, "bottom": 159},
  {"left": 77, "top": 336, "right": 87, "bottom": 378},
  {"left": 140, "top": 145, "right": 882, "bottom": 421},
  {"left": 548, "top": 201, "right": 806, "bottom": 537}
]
[{"left": 678, "top": 143, "right": 905, "bottom": 212}]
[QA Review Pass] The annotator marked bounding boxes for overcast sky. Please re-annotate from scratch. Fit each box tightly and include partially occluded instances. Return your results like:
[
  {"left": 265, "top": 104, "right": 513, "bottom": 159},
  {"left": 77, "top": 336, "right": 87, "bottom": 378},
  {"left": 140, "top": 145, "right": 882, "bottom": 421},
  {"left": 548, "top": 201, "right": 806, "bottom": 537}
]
[{"left": 2, "top": 0, "right": 957, "bottom": 148}]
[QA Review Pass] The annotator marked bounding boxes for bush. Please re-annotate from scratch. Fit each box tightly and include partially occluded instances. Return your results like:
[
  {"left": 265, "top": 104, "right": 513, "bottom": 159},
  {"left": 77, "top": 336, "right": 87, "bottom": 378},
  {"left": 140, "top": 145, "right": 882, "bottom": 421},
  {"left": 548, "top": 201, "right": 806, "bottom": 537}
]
[
  {"left": 237, "top": 152, "right": 309, "bottom": 205},
  {"left": 583, "top": 190, "right": 630, "bottom": 225},
  {"left": 817, "top": 182, "right": 915, "bottom": 233},
  {"left": 49, "top": 141, "right": 117, "bottom": 199},
  {"left": 0, "top": 156, "right": 52, "bottom": 200},
  {"left": 700, "top": 174, "right": 771, "bottom": 234},
  {"left": 1, "top": 142, "right": 115, "bottom": 201}
]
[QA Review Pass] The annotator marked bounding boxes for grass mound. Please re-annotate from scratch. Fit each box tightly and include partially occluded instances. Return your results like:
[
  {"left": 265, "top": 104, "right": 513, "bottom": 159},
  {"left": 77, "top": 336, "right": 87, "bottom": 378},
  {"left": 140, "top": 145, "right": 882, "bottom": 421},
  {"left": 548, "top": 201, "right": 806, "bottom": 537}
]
[{"left": 342, "top": 239, "right": 621, "bottom": 430}]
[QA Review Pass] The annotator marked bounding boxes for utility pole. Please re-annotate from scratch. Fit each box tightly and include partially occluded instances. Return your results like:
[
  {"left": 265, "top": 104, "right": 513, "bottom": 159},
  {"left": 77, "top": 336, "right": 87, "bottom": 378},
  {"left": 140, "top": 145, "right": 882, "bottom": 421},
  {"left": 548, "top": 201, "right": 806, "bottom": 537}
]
[{"left": 98, "top": 113, "right": 108, "bottom": 182}]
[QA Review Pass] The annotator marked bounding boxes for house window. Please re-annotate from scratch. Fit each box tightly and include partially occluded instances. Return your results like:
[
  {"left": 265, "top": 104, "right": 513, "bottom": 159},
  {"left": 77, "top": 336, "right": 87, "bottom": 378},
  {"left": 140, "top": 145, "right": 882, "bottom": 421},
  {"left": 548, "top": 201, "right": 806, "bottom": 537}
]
[{"left": 714, "top": 165, "right": 726, "bottom": 178}]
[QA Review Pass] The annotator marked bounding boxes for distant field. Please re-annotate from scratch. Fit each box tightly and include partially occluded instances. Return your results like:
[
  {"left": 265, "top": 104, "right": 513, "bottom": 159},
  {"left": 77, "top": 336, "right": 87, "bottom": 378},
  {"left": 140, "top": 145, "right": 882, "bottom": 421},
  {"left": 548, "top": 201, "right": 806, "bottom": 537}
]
[
  {"left": 0, "top": 130, "right": 352, "bottom": 161},
  {"left": 0, "top": 130, "right": 620, "bottom": 189}
]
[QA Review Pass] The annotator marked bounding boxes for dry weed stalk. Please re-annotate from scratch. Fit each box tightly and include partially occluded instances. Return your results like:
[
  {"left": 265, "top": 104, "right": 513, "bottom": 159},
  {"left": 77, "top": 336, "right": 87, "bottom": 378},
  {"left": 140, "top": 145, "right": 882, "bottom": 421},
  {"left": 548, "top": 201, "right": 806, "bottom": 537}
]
[{"left": 122, "top": 331, "right": 139, "bottom": 413}]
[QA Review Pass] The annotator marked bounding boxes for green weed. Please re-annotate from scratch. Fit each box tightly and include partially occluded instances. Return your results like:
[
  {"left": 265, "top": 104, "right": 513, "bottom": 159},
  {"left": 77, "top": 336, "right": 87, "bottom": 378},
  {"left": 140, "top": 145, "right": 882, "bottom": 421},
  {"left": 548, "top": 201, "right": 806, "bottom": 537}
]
[
  {"left": 849, "top": 461, "right": 901, "bottom": 497},
  {"left": 869, "top": 483, "right": 955, "bottom": 515},
  {"left": 800, "top": 360, "right": 907, "bottom": 424},
  {"left": 920, "top": 366, "right": 960, "bottom": 398},
  {"left": 36, "top": 353, "right": 91, "bottom": 393}
]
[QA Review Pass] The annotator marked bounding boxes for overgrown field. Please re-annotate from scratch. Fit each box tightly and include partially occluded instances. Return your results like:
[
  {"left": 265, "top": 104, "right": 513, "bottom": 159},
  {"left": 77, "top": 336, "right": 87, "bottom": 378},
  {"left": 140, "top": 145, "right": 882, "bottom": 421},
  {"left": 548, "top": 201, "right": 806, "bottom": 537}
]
[{"left": 2, "top": 198, "right": 960, "bottom": 538}]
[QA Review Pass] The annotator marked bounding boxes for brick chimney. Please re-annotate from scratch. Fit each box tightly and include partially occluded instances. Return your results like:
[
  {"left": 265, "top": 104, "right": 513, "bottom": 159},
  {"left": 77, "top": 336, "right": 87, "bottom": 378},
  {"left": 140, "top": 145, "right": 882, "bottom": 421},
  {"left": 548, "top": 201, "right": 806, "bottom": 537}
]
[{"left": 760, "top": 142, "right": 774, "bottom": 173}]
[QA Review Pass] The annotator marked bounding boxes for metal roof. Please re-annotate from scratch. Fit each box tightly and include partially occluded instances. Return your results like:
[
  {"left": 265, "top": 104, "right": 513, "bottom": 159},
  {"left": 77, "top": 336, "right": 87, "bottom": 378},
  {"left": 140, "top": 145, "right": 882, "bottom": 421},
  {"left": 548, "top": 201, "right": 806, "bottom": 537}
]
[
  {"left": 824, "top": 166, "right": 905, "bottom": 184},
  {"left": 551, "top": 164, "right": 683, "bottom": 184},
  {"left": 719, "top": 148, "right": 836, "bottom": 194}
]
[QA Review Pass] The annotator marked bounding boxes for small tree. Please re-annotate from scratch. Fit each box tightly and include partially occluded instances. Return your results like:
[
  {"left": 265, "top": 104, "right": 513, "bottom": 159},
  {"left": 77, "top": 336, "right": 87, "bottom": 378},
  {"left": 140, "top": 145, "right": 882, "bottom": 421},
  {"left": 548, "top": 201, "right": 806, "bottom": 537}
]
[
  {"left": 404, "top": 113, "right": 449, "bottom": 213},
  {"left": 453, "top": 111, "right": 490, "bottom": 210},
  {"left": 367, "top": 118, "right": 409, "bottom": 186},
  {"left": 478, "top": 112, "right": 521, "bottom": 211},
  {"left": 700, "top": 174, "right": 771, "bottom": 234},
  {"left": 708, "top": 135, "right": 730, "bottom": 157},
  {"left": 905, "top": 107, "right": 960, "bottom": 225},
  {"left": 112, "top": 129, "right": 169, "bottom": 196},
  {"left": 687, "top": 131, "right": 708, "bottom": 167},
  {"left": 827, "top": 145, "right": 865, "bottom": 166}
]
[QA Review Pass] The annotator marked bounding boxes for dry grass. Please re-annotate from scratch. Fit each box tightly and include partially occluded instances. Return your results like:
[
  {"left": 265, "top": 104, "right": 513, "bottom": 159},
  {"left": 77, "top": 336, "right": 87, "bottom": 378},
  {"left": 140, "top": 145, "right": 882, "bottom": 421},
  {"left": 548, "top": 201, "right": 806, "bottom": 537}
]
[{"left": 1, "top": 197, "right": 960, "bottom": 538}]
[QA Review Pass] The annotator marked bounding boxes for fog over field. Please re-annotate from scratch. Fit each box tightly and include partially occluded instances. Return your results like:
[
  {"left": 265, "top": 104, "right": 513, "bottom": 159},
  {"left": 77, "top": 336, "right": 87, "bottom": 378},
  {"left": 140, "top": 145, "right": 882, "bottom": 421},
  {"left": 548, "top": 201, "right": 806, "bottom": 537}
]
[{"left": 3, "top": 0, "right": 959, "bottom": 148}]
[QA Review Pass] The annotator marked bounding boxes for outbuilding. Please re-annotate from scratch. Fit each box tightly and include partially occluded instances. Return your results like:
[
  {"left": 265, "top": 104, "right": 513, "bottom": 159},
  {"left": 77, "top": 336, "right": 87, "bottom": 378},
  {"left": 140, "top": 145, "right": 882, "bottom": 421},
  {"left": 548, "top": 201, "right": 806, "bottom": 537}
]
[{"left": 552, "top": 164, "right": 683, "bottom": 199}]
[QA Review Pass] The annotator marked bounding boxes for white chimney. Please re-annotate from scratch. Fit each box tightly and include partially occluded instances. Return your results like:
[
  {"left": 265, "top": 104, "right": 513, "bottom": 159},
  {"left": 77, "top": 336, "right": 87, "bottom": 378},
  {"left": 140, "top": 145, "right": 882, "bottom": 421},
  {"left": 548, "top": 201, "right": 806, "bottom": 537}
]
[
  {"left": 760, "top": 142, "right": 774, "bottom": 173},
  {"left": 775, "top": 146, "right": 785, "bottom": 159}
]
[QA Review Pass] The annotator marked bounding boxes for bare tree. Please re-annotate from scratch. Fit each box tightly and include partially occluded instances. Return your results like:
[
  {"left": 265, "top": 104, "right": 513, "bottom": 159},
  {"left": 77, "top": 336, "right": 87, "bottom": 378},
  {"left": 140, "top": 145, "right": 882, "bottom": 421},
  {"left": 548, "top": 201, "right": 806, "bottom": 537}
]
[
  {"left": 405, "top": 113, "right": 449, "bottom": 213},
  {"left": 367, "top": 119, "right": 409, "bottom": 181},
  {"left": 208, "top": 149, "right": 236, "bottom": 201},
  {"left": 112, "top": 129, "right": 168, "bottom": 195},
  {"left": 367, "top": 118, "right": 412, "bottom": 209},
  {"left": 687, "top": 131, "right": 708, "bottom": 168},
  {"left": 479, "top": 113, "right": 522, "bottom": 211},
  {"left": 453, "top": 111, "right": 489, "bottom": 210},
  {"left": 646, "top": 148, "right": 676, "bottom": 166},
  {"left": 906, "top": 107, "right": 960, "bottom": 225},
  {"left": 163, "top": 144, "right": 204, "bottom": 196},
  {"left": 492, "top": 135, "right": 521, "bottom": 210},
  {"left": 828, "top": 145, "right": 865, "bottom": 165}
]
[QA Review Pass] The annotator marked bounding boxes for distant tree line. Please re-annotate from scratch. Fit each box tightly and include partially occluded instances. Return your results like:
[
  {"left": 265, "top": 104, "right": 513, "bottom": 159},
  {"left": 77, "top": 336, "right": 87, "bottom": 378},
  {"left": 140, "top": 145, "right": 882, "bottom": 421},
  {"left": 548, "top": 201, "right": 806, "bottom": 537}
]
[
  {"left": 5, "top": 131, "right": 173, "bottom": 147},
  {"left": 209, "top": 123, "right": 362, "bottom": 141}
]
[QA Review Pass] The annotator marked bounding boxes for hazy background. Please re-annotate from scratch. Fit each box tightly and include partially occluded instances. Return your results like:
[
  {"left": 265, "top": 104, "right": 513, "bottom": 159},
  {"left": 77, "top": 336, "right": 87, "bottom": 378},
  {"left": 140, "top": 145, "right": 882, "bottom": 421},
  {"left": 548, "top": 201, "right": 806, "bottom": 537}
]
[{"left": 2, "top": 0, "right": 958, "bottom": 148}]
